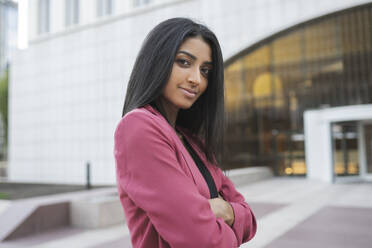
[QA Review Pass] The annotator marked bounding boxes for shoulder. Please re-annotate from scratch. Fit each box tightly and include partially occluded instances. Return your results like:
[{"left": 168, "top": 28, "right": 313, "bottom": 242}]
[
  {"left": 114, "top": 107, "right": 172, "bottom": 142},
  {"left": 117, "top": 108, "right": 155, "bottom": 127}
]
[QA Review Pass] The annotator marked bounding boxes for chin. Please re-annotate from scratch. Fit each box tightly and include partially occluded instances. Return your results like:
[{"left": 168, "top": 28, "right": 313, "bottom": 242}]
[
  {"left": 179, "top": 105, "right": 193, "bottom": 110},
  {"left": 178, "top": 101, "right": 194, "bottom": 110}
]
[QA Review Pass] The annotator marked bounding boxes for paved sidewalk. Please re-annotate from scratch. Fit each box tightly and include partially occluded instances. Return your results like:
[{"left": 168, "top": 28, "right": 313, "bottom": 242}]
[
  {"left": 241, "top": 178, "right": 372, "bottom": 248},
  {"left": 1, "top": 178, "right": 371, "bottom": 248}
]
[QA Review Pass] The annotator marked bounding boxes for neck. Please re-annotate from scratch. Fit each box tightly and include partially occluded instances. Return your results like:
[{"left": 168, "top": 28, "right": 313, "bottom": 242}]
[
  {"left": 158, "top": 98, "right": 179, "bottom": 129},
  {"left": 165, "top": 107, "right": 178, "bottom": 129}
]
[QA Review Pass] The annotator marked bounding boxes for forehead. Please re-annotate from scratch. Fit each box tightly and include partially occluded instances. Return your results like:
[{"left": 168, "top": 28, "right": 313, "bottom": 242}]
[{"left": 178, "top": 37, "right": 212, "bottom": 62}]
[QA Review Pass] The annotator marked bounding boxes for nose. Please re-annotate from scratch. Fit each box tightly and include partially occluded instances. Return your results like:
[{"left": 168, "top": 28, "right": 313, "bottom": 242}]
[{"left": 187, "top": 67, "right": 201, "bottom": 86}]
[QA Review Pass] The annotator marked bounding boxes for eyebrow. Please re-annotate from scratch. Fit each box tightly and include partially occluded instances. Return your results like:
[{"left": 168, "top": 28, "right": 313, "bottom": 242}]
[{"left": 178, "top": 50, "right": 213, "bottom": 65}]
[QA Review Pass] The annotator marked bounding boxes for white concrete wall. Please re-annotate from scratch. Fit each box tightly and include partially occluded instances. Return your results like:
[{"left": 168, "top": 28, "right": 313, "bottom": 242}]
[
  {"left": 10, "top": 0, "right": 372, "bottom": 184},
  {"left": 28, "top": 0, "right": 186, "bottom": 41},
  {"left": 28, "top": 0, "right": 37, "bottom": 41},
  {"left": 80, "top": 0, "right": 98, "bottom": 25},
  {"left": 305, "top": 105, "right": 372, "bottom": 183},
  {"left": 304, "top": 111, "right": 334, "bottom": 183},
  {"left": 50, "top": 0, "right": 64, "bottom": 33}
]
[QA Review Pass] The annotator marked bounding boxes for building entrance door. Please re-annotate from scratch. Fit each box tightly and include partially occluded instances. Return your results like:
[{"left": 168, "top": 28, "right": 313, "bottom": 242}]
[
  {"left": 331, "top": 122, "right": 360, "bottom": 178},
  {"left": 304, "top": 105, "right": 372, "bottom": 183},
  {"left": 361, "top": 123, "right": 372, "bottom": 180}
]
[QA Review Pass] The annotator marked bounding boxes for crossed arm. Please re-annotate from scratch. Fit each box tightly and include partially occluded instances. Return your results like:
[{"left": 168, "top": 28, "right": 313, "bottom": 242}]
[{"left": 209, "top": 194, "right": 235, "bottom": 227}]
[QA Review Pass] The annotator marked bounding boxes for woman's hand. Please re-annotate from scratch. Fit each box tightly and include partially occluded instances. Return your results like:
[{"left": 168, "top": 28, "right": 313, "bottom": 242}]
[{"left": 208, "top": 194, "right": 235, "bottom": 227}]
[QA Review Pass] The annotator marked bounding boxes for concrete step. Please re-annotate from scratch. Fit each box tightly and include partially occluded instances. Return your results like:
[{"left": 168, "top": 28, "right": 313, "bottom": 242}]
[
  {"left": 226, "top": 166, "right": 273, "bottom": 187},
  {"left": 0, "top": 188, "right": 119, "bottom": 241}
]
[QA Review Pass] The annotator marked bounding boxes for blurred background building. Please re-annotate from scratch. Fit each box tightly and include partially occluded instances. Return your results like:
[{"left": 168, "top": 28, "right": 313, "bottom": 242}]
[{"left": 8, "top": 0, "right": 372, "bottom": 185}]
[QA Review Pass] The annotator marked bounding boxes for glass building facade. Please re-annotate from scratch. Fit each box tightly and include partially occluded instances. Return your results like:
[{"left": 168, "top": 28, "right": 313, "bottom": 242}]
[{"left": 223, "top": 3, "right": 372, "bottom": 176}]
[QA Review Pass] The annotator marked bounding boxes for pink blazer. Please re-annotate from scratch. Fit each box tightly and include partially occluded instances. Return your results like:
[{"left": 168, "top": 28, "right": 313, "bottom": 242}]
[{"left": 114, "top": 105, "right": 257, "bottom": 248}]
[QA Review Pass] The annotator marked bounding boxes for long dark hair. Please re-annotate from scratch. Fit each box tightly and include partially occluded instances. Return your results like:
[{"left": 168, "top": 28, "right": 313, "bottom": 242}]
[{"left": 122, "top": 17, "right": 225, "bottom": 166}]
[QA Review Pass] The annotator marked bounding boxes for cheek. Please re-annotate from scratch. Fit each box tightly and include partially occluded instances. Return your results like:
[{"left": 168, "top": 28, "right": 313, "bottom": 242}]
[
  {"left": 200, "top": 80, "right": 208, "bottom": 94},
  {"left": 169, "top": 65, "right": 183, "bottom": 82},
  {"left": 163, "top": 68, "right": 180, "bottom": 93}
]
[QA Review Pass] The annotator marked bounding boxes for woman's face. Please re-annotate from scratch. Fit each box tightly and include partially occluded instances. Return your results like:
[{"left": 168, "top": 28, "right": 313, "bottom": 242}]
[{"left": 161, "top": 37, "right": 212, "bottom": 113}]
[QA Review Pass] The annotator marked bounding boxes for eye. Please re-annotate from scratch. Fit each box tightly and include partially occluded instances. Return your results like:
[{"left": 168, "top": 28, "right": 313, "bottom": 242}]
[
  {"left": 201, "top": 67, "right": 211, "bottom": 77},
  {"left": 176, "top": 58, "right": 191, "bottom": 67}
]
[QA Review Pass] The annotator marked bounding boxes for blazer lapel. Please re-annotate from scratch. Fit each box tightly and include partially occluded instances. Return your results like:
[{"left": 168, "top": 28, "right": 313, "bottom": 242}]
[
  {"left": 143, "top": 105, "right": 211, "bottom": 198},
  {"left": 178, "top": 128, "right": 222, "bottom": 193},
  {"left": 175, "top": 131, "right": 211, "bottom": 198}
]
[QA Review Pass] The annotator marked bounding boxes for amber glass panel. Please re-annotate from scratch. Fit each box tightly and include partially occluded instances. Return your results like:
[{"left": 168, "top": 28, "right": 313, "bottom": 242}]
[
  {"left": 243, "top": 45, "right": 271, "bottom": 69},
  {"left": 304, "top": 17, "right": 341, "bottom": 61},
  {"left": 272, "top": 29, "right": 303, "bottom": 65},
  {"left": 242, "top": 45, "right": 271, "bottom": 108},
  {"left": 365, "top": 124, "right": 372, "bottom": 174},
  {"left": 332, "top": 123, "right": 359, "bottom": 176},
  {"left": 225, "top": 63, "right": 243, "bottom": 111},
  {"left": 223, "top": 3, "right": 372, "bottom": 175}
]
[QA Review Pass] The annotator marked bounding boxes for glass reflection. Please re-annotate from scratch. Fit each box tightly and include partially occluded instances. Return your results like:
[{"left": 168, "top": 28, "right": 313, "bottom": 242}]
[{"left": 223, "top": 3, "right": 372, "bottom": 176}]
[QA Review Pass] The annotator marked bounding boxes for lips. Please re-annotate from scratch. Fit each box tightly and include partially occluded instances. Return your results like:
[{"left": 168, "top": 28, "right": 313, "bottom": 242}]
[{"left": 180, "top": 87, "right": 197, "bottom": 97}]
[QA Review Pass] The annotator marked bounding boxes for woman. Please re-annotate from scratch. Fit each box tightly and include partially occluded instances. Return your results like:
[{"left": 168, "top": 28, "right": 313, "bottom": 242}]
[{"left": 114, "top": 18, "right": 257, "bottom": 248}]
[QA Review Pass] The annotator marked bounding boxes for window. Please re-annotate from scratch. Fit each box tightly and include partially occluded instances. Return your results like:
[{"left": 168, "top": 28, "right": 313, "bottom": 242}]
[
  {"left": 133, "top": 0, "right": 152, "bottom": 7},
  {"left": 223, "top": 3, "right": 372, "bottom": 175},
  {"left": 65, "top": 0, "right": 79, "bottom": 26},
  {"left": 97, "top": 0, "right": 113, "bottom": 17},
  {"left": 38, "top": 0, "right": 50, "bottom": 34}
]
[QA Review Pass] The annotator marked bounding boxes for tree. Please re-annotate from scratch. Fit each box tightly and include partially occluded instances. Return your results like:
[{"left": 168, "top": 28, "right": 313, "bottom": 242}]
[{"left": 0, "top": 70, "right": 8, "bottom": 151}]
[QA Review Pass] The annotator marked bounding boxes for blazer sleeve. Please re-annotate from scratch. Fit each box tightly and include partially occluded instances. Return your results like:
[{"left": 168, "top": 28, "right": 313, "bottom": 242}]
[
  {"left": 114, "top": 112, "right": 239, "bottom": 248},
  {"left": 216, "top": 168, "right": 257, "bottom": 246}
]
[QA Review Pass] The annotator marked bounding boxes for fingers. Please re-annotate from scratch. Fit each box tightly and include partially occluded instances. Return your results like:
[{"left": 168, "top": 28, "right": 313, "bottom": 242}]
[{"left": 208, "top": 196, "right": 235, "bottom": 226}]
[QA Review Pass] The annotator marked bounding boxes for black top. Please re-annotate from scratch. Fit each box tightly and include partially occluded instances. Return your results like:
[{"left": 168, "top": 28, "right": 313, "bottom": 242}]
[{"left": 182, "top": 136, "right": 218, "bottom": 199}]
